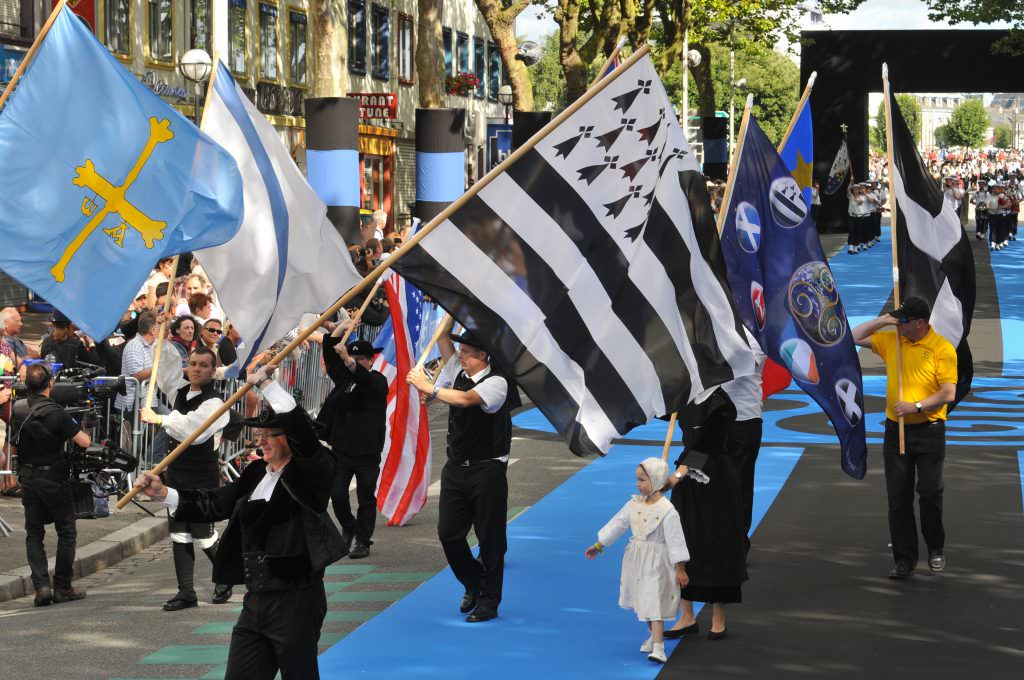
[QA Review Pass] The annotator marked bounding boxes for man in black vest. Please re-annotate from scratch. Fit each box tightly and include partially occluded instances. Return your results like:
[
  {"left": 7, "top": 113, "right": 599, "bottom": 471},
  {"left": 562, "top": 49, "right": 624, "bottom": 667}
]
[
  {"left": 321, "top": 321, "right": 388, "bottom": 560},
  {"left": 141, "top": 347, "right": 232, "bottom": 610},
  {"left": 135, "top": 364, "right": 337, "bottom": 679},
  {"left": 406, "top": 321, "right": 517, "bottom": 623},
  {"left": 16, "top": 363, "right": 91, "bottom": 606}
]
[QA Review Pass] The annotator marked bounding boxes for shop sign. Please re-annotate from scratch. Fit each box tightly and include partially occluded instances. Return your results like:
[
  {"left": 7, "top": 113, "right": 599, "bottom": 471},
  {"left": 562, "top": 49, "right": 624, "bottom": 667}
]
[
  {"left": 256, "top": 82, "right": 305, "bottom": 117},
  {"left": 138, "top": 71, "right": 188, "bottom": 101},
  {"left": 349, "top": 92, "right": 397, "bottom": 120}
]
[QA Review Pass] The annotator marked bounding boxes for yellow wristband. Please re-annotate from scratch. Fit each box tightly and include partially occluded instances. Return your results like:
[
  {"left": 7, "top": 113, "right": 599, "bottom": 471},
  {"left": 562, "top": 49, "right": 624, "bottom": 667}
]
[{"left": 594, "top": 541, "right": 604, "bottom": 553}]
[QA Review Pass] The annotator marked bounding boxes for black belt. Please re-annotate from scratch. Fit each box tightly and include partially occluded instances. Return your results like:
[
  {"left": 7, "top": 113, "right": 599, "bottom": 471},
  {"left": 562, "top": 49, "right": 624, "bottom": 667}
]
[
  {"left": 885, "top": 419, "right": 943, "bottom": 429},
  {"left": 455, "top": 458, "right": 506, "bottom": 467},
  {"left": 18, "top": 464, "right": 69, "bottom": 480},
  {"left": 242, "top": 551, "right": 315, "bottom": 592}
]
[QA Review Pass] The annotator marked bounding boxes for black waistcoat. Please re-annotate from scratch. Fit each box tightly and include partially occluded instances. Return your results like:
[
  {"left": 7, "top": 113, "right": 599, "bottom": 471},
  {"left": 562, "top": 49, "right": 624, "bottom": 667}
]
[
  {"left": 446, "top": 369, "right": 512, "bottom": 464},
  {"left": 166, "top": 382, "right": 220, "bottom": 489}
]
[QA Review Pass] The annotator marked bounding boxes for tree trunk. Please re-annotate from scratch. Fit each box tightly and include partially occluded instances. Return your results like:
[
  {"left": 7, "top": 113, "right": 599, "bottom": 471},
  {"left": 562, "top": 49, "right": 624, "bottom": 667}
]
[
  {"left": 690, "top": 44, "right": 715, "bottom": 116},
  {"left": 476, "top": 0, "right": 534, "bottom": 112},
  {"left": 556, "top": 0, "right": 588, "bottom": 104},
  {"left": 312, "top": 0, "right": 346, "bottom": 97},
  {"left": 416, "top": 0, "right": 444, "bottom": 108}
]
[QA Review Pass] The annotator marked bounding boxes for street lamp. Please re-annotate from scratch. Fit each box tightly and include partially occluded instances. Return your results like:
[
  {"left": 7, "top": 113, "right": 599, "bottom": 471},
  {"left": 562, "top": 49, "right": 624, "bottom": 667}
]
[
  {"left": 729, "top": 77, "right": 747, "bottom": 164},
  {"left": 178, "top": 48, "right": 212, "bottom": 125},
  {"left": 498, "top": 84, "right": 514, "bottom": 124}
]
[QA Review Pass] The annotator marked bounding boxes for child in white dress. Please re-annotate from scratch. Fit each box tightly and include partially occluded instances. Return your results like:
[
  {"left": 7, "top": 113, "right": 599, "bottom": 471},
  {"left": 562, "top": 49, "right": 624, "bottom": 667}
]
[{"left": 585, "top": 457, "right": 690, "bottom": 663}]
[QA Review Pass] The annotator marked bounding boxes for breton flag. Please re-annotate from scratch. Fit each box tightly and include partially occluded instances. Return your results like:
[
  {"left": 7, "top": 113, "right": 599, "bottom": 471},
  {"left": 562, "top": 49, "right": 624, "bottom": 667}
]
[
  {"left": 370, "top": 272, "right": 431, "bottom": 525},
  {"left": 824, "top": 134, "right": 851, "bottom": 195},
  {"left": 391, "top": 55, "right": 755, "bottom": 456},
  {"left": 886, "top": 89, "right": 975, "bottom": 406},
  {"left": 195, "top": 62, "right": 361, "bottom": 365},
  {"left": 721, "top": 113, "right": 867, "bottom": 479},
  {"left": 0, "top": 7, "right": 243, "bottom": 339}
]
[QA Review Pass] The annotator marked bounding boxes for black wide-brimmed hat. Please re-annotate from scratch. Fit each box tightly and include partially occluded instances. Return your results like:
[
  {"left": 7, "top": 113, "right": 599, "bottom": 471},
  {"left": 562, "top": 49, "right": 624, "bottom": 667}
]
[
  {"left": 347, "top": 340, "right": 383, "bottom": 357},
  {"left": 449, "top": 329, "right": 488, "bottom": 351},
  {"left": 243, "top": 401, "right": 285, "bottom": 428}
]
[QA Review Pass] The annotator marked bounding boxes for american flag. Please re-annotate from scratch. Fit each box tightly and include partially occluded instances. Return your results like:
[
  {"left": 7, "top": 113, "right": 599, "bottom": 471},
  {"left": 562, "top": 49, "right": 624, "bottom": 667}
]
[{"left": 371, "top": 271, "right": 432, "bottom": 526}]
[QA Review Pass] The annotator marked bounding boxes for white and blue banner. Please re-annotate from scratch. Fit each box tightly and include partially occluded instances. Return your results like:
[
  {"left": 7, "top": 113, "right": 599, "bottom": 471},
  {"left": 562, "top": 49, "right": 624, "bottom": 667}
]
[{"left": 195, "top": 62, "right": 361, "bottom": 365}]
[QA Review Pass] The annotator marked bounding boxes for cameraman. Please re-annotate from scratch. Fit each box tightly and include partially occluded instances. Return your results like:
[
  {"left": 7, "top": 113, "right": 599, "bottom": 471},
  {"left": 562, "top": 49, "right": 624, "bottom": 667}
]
[{"left": 17, "top": 363, "right": 91, "bottom": 606}]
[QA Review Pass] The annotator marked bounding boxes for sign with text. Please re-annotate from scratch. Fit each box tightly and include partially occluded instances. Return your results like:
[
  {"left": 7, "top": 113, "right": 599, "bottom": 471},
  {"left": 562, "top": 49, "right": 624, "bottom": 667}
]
[{"left": 349, "top": 92, "right": 397, "bottom": 120}]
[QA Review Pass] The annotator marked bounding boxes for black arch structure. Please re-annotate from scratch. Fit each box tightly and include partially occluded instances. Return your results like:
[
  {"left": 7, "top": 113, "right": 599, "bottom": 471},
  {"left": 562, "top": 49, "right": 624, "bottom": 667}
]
[{"left": 800, "top": 30, "right": 1024, "bottom": 231}]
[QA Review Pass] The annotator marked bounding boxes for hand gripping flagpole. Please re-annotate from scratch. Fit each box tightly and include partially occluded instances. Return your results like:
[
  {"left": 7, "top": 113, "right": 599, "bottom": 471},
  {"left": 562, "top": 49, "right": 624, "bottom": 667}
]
[
  {"left": 117, "top": 44, "right": 656, "bottom": 509},
  {"left": 882, "top": 63, "right": 907, "bottom": 455},
  {"left": 339, "top": 274, "right": 387, "bottom": 344},
  {"left": 0, "top": 0, "right": 69, "bottom": 112},
  {"left": 715, "top": 94, "right": 754, "bottom": 236},
  {"left": 142, "top": 255, "right": 181, "bottom": 411},
  {"left": 776, "top": 71, "right": 816, "bottom": 154}
]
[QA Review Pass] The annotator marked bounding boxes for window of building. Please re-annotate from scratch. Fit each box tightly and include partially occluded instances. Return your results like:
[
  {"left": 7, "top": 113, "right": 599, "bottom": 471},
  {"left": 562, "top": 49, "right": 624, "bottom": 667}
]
[
  {"left": 259, "top": 3, "right": 279, "bottom": 80},
  {"left": 397, "top": 12, "right": 413, "bottom": 84},
  {"left": 190, "top": 0, "right": 211, "bottom": 52},
  {"left": 456, "top": 31, "right": 469, "bottom": 74},
  {"left": 228, "top": 0, "right": 247, "bottom": 74},
  {"left": 488, "top": 41, "right": 500, "bottom": 101},
  {"left": 442, "top": 27, "right": 452, "bottom": 76},
  {"left": 106, "top": 0, "right": 132, "bottom": 56},
  {"left": 0, "top": 0, "right": 30, "bottom": 40},
  {"left": 348, "top": 0, "right": 366, "bottom": 74},
  {"left": 288, "top": 9, "right": 307, "bottom": 85},
  {"left": 370, "top": 4, "right": 389, "bottom": 80},
  {"left": 473, "top": 37, "right": 485, "bottom": 98},
  {"left": 147, "top": 0, "right": 173, "bottom": 62}
]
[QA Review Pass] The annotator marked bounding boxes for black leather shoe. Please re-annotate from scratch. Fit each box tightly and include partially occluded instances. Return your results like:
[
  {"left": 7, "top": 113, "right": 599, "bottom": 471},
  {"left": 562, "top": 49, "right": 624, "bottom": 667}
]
[
  {"left": 349, "top": 542, "right": 371, "bottom": 559},
  {"left": 34, "top": 587, "right": 52, "bottom": 607},
  {"left": 466, "top": 604, "right": 498, "bottom": 623},
  {"left": 889, "top": 562, "right": 914, "bottom": 580},
  {"left": 211, "top": 584, "right": 233, "bottom": 604},
  {"left": 163, "top": 597, "right": 198, "bottom": 612},
  {"left": 459, "top": 590, "right": 477, "bottom": 614},
  {"left": 52, "top": 586, "right": 86, "bottom": 604},
  {"left": 708, "top": 626, "right": 728, "bottom": 641},
  {"left": 663, "top": 622, "right": 699, "bottom": 639}
]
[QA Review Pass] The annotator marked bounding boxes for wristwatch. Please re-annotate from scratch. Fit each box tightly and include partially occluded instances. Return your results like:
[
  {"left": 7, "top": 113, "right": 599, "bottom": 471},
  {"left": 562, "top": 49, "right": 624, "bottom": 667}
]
[
  {"left": 915, "top": 401, "right": 923, "bottom": 413},
  {"left": 431, "top": 384, "right": 440, "bottom": 400},
  {"left": 674, "top": 470, "right": 684, "bottom": 480}
]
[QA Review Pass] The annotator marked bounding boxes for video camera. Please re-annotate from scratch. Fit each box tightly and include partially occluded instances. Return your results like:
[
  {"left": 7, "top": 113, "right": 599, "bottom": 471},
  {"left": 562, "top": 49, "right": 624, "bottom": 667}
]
[{"left": 4, "top": 362, "right": 127, "bottom": 406}]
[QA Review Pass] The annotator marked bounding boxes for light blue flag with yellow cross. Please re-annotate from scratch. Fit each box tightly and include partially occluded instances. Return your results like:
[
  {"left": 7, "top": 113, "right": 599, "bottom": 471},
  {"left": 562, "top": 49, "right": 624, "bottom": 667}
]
[{"left": 0, "top": 6, "right": 243, "bottom": 339}]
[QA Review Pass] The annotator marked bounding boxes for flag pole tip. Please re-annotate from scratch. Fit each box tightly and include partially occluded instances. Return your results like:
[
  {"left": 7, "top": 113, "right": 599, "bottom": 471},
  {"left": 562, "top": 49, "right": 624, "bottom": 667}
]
[
  {"left": 745, "top": 93, "right": 753, "bottom": 108},
  {"left": 616, "top": 35, "right": 627, "bottom": 49},
  {"left": 807, "top": 71, "right": 817, "bottom": 87},
  {"left": 882, "top": 62, "right": 888, "bottom": 78}
]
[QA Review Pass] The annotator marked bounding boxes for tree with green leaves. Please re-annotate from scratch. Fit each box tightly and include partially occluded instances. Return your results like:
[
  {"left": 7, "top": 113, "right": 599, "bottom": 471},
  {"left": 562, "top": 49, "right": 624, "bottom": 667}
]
[
  {"left": 873, "top": 95, "right": 922, "bottom": 150},
  {"left": 993, "top": 124, "right": 1013, "bottom": 149},
  {"left": 946, "top": 99, "right": 990, "bottom": 148},
  {"left": 922, "top": 0, "right": 1024, "bottom": 55},
  {"left": 933, "top": 124, "right": 950, "bottom": 148},
  {"left": 530, "top": 31, "right": 569, "bottom": 112},
  {"left": 474, "top": 1, "right": 536, "bottom": 111}
]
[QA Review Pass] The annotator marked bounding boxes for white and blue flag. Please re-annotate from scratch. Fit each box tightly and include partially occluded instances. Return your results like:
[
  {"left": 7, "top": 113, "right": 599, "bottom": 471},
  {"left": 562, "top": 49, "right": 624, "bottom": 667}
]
[
  {"left": 195, "top": 62, "right": 361, "bottom": 366},
  {"left": 0, "top": 7, "right": 243, "bottom": 339}
]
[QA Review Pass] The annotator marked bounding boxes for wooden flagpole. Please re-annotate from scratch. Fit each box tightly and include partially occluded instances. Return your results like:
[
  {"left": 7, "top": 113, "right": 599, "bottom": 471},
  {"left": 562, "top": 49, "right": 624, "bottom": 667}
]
[
  {"left": 660, "top": 412, "right": 678, "bottom": 462},
  {"left": 881, "top": 63, "right": 906, "bottom": 455},
  {"left": 118, "top": 44, "right": 655, "bottom": 509},
  {"left": 776, "top": 71, "right": 816, "bottom": 154},
  {"left": 338, "top": 274, "right": 386, "bottom": 344},
  {"left": 0, "top": 0, "right": 68, "bottom": 112},
  {"left": 715, "top": 94, "right": 754, "bottom": 236},
  {"left": 142, "top": 255, "right": 181, "bottom": 410}
]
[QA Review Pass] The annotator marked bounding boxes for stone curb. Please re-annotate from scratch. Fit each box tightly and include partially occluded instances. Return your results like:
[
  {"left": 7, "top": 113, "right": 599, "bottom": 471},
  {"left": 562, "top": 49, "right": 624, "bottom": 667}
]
[{"left": 0, "top": 515, "right": 168, "bottom": 603}]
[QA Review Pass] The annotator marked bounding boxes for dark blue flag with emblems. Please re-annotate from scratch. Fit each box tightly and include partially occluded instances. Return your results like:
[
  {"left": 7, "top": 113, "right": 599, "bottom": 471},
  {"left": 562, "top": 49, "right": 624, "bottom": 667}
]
[{"left": 720, "top": 115, "right": 867, "bottom": 479}]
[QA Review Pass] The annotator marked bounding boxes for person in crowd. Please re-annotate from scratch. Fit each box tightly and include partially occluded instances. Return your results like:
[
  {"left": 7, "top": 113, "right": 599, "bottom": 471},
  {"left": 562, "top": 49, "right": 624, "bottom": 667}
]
[
  {"left": 370, "top": 208, "right": 387, "bottom": 240},
  {"left": 141, "top": 347, "right": 233, "bottom": 610},
  {"left": 145, "top": 257, "right": 176, "bottom": 308},
  {"left": 321, "top": 321, "right": 388, "bottom": 560},
  {"left": 0, "top": 337, "right": 17, "bottom": 495},
  {"left": 114, "top": 311, "right": 161, "bottom": 416},
  {"left": 200, "top": 319, "right": 237, "bottom": 369},
  {"left": 405, "top": 319, "right": 519, "bottom": 623},
  {"left": 134, "top": 364, "right": 336, "bottom": 679},
  {"left": 810, "top": 181, "right": 822, "bottom": 225},
  {"left": 381, "top": 238, "right": 395, "bottom": 257},
  {"left": 664, "top": 390, "right": 747, "bottom": 641},
  {"left": 972, "top": 179, "right": 990, "bottom": 241},
  {"left": 16, "top": 363, "right": 92, "bottom": 606},
  {"left": 39, "top": 311, "right": 100, "bottom": 371},
  {"left": 585, "top": 457, "right": 689, "bottom": 664},
  {"left": 989, "top": 183, "right": 1011, "bottom": 251},
  {"left": 852, "top": 297, "right": 956, "bottom": 580},
  {"left": 1, "top": 306, "right": 36, "bottom": 363},
  {"left": 169, "top": 315, "right": 198, "bottom": 366},
  {"left": 189, "top": 293, "right": 215, "bottom": 325},
  {"left": 365, "top": 238, "right": 383, "bottom": 266},
  {"left": 847, "top": 183, "right": 869, "bottom": 254}
]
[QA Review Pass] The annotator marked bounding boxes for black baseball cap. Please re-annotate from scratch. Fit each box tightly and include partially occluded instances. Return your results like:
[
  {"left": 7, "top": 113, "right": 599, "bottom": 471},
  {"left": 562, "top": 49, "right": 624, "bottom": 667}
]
[
  {"left": 52, "top": 310, "right": 71, "bottom": 328},
  {"left": 346, "top": 340, "right": 382, "bottom": 357},
  {"left": 894, "top": 297, "right": 930, "bottom": 323}
]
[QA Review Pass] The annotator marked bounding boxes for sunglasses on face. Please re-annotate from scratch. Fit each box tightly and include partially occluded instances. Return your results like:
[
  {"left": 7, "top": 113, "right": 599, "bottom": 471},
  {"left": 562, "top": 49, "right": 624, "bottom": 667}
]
[{"left": 204, "top": 327, "right": 223, "bottom": 335}]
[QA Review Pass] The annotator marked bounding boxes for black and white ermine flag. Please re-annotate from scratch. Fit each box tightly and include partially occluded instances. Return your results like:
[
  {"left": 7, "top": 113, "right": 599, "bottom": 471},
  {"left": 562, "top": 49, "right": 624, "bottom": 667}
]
[
  {"left": 391, "top": 55, "right": 755, "bottom": 456},
  {"left": 888, "top": 90, "right": 976, "bottom": 405}
]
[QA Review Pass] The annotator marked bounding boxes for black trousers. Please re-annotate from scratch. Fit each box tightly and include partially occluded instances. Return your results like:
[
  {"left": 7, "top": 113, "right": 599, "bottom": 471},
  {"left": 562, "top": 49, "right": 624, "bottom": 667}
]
[
  {"left": 975, "top": 212, "right": 988, "bottom": 236},
  {"left": 437, "top": 460, "right": 507, "bottom": 607},
  {"left": 20, "top": 475, "right": 77, "bottom": 591},
  {"left": 225, "top": 583, "right": 327, "bottom": 680},
  {"left": 330, "top": 456, "right": 380, "bottom": 544},
  {"left": 883, "top": 420, "right": 946, "bottom": 566},
  {"left": 725, "top": 418, "right": 763, "bottom": 552},
  {"left": 990, "top": 214, "right": 1008, "bottom": 244}
]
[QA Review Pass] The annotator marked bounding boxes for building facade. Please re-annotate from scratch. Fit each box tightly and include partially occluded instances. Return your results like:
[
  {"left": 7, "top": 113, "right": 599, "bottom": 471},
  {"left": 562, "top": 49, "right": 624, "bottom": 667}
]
[{"left": 916, "top": 93, "right": 966, "bottom": 149}]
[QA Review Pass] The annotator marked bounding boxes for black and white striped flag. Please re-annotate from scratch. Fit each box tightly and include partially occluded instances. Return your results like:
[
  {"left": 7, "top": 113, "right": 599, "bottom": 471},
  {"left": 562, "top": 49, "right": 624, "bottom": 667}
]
[
  {"left": 888, "top": 90, "right": 975, "bottom": 405},
  {"left": 392, "top": 55, "right": 755, "bottom": 456}
]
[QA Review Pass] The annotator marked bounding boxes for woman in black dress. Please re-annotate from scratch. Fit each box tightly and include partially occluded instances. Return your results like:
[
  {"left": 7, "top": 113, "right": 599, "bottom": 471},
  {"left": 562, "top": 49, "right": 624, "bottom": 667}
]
[{"left": 664, "top": 389, "right": 747, "bottom": 640}]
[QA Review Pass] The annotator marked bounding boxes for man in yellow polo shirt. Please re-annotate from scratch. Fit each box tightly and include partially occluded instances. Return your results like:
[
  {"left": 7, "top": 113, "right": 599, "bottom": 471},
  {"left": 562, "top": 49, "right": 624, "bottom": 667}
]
[{"left": 853, "top": 297, "right": 957, "bottom": 580}]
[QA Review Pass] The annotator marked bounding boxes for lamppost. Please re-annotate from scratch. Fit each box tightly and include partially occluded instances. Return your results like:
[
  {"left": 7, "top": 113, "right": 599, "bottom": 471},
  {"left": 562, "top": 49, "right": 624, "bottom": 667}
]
[
  {"left": 498, "top": 84, "right": 514, "bottom": 124},
  {"left": 178, "top": 48, "right": 212, "bottom": 125},
  {"left": 729, "top": 77, "right": 746, "bottom": 163}
]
